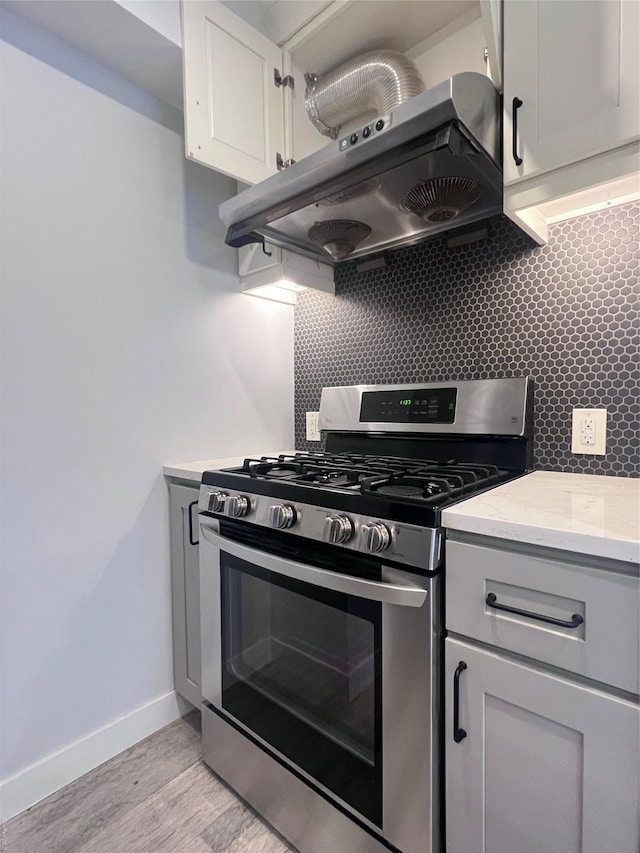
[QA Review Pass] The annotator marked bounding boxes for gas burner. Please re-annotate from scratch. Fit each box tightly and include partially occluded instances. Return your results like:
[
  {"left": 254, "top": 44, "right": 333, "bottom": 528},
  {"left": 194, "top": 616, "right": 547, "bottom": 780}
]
[
  {"left": 375, "top": 485, "right": 425, "bottom": 497},
  {"left": 297, "top": 465, "right": 369, "bottom": 489},
  {"left": 363, "top": 474, "right": 454, "bottom": 504},
  {"left": 242, "top": 459, "right": 305, "bottom": 479},
  {"left": 360, "top": 462, "right": 510, "bottom": 505}
]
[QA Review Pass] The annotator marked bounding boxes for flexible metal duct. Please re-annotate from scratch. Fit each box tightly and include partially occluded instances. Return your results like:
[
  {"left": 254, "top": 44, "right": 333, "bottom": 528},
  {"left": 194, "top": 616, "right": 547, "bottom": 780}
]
[{"left": 304, "top": 50, "right": 425, "bottom": 139}]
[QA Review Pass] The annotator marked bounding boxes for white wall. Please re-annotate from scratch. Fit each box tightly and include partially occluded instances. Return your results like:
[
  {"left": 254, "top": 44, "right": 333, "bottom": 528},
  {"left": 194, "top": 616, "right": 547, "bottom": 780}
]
[{"left": 0, "top": 6, "right": 294, "bottom": 807}]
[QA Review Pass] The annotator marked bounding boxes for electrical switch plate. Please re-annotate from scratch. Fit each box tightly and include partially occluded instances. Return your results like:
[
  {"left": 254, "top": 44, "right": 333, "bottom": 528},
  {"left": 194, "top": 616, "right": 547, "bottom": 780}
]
[
  {"left": 306, "top": 411, "right": 321, "bottom": 442},
  {"left": 571, "top": 408, "right": 607, "bottom": 455}
]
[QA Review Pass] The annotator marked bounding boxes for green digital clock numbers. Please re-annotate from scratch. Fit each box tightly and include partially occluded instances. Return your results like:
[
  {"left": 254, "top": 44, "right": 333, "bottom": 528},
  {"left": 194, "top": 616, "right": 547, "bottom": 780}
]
[{"left": 360, "top": 388, "right": 457, "bottom": 424}]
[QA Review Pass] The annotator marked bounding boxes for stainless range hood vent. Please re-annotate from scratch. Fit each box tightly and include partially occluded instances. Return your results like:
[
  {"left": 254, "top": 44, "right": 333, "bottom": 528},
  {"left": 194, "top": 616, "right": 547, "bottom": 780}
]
[
  {"left": 401, "top": 177, "right": 481, "bottom": 222},
  {"left": 308, "top": 219, "right": 372, "bottom": 260},
  {"left": 219, "top": 73, "right": 503, "bottom": 265}
]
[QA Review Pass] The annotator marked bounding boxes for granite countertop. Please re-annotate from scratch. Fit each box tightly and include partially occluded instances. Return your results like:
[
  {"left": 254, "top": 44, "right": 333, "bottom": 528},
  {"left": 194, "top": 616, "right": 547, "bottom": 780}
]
[
  {"left": 442, "top": 471, "right": 640, "bottom": 564},
  {"left": 163, "top": 451, "right": 298, "bottom": 483}
]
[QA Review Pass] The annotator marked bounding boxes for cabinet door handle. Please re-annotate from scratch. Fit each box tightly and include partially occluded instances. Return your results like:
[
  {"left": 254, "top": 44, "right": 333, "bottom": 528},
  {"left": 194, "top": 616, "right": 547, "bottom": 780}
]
[
  {"left": 512, "top": 96, "right": 523, "bottom": 166},
  {"left": 486, "top": 593, "right": 583, "bottom": 629},
  {"left": 453, "top": 661, "right": 467, "bottom": 743},
  {"left": 188, "top": 500, "right": 199, "bottom": 546}
]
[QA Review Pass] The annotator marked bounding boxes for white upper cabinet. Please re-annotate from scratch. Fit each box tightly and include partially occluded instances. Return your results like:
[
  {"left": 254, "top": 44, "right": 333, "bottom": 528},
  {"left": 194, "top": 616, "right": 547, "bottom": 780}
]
[
  {"left": 182, "top": 0, "right": 497, "bottom": 185},
  {"left": 503, "top": 0, "right": 639, "bottom": 185},
  {"left": 502, "top": 0, "right": 640, "bottom": 243},
  {"left": 182, "top": 0, "right": 285, "bottom": 184},
  {"left": 479, "top": 0, "right": 502, "bottom": 91}
]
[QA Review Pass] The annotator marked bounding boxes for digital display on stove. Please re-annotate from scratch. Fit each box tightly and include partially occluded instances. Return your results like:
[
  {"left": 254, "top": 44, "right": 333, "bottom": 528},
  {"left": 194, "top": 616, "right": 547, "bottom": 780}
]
[{"left": 359, "top": 388, "right": 457, "bottom": 423}]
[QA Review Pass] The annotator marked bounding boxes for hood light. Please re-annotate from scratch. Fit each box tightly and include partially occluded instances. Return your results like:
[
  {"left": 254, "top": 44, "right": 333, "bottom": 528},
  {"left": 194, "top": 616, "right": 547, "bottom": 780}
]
[
  {"left": 541, "top": 174, "right": 640, "bottom": 223},
  {"left": 241, "top": 282, "right": 299, "bottom": 305},
  {"left": 240, "top": 245, "right": 335, "bottom": 305},
  {"left": 275, "top": 279, "right": 308, "bottom": 292}
]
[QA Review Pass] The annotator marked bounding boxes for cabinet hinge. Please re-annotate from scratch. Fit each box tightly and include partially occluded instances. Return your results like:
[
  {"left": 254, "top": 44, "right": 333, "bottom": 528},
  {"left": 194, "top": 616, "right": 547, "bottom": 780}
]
[
  {"left": 276, "top": 153, "right": 296, "bottom": 171},
  {"left": 274, "top": 68, "right": 295, "bottom": 89}
]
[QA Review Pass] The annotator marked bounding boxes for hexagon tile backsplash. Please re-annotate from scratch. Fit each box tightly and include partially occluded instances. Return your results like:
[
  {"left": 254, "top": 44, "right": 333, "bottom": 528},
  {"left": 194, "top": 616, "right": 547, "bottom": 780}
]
[{"left": 294, "top": 201, "right": 639, "bottom": 475}]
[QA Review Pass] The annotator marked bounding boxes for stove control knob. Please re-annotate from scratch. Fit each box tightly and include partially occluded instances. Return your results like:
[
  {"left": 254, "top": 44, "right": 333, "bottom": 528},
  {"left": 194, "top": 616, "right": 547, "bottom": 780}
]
[
  {"left": 360, "top": 522, "right": 391, "bottom": 553},
  {"left": 208, "top": 490, "right": 227, "bottom": 513},
  {"left": 225, "top": 494, "right": 250, "bottom": 518},
  {"left": 324, "top": 514, "right": 354, "bottom": 544},
  {"left": 269, "top": 504, "right": 296, "bottom": 529}
]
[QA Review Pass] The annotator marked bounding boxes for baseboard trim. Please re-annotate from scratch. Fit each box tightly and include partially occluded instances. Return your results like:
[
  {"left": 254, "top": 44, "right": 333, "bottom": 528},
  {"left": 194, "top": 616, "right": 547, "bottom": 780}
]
[{"left": 0, "top": 690, "right": 191, "bottom": 821}]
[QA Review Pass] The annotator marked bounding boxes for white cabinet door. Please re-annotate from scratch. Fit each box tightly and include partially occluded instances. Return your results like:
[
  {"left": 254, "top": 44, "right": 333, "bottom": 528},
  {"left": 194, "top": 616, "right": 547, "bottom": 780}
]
[
  {"left": 445, "top": 638, "right": 640, "bottom": 853},
  {"left": 169, "top": 483, "right": 201, "bottom": 707},
  {"left": 182, "top": 0, "right": 284, "bottom": 185},
  {"left": 479, "top": 0, "right": 503, "bottom": 91},
  {"left": 503, "top": 0, "right": 640, "bottom": 185}
]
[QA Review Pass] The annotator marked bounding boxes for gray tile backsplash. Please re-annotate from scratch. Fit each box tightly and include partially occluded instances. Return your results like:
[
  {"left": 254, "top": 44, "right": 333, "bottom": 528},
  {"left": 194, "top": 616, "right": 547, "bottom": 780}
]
[{"left": 294, "top": 202, "right": 639, "bottom": 475}]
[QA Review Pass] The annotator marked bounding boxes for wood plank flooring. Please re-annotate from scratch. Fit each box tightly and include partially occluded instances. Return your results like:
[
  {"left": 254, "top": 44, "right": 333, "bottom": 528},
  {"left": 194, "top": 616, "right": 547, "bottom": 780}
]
[{"left": 4, "top": 711, "right": 296, "bottom": 853}]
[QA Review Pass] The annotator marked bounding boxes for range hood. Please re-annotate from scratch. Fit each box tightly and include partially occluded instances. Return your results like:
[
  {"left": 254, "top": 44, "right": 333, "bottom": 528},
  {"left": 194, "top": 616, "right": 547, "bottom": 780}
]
[{"left": 219, "top": 72, "right": 503, "bottom": 265}]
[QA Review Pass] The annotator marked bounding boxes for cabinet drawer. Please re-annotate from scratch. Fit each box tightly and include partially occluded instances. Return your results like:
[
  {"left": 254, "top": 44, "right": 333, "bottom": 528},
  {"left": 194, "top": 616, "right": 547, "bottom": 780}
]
[{"left": 446, "top": 539, "right": 639, "bottom": 694}]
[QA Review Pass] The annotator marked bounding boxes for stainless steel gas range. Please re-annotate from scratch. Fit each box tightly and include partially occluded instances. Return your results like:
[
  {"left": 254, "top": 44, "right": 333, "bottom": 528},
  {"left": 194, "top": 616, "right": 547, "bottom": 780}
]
[{"left": 197, "top": 378, "right": 533, "bottom": 853}]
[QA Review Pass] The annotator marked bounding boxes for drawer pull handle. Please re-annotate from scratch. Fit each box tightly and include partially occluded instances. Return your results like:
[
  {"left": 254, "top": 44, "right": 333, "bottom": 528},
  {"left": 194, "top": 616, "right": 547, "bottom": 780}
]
[
  {"left": 188, "top": 500, "right": 199, "bottom": 546},
  {"left": 486, "top": 593, "right": 583, "bottom": 629},
  {"left": 453, "top": 661, "right": 467, "bottom": 743},
  {"left": 512, "top": 96, "right": 523, "bottom": 166}
]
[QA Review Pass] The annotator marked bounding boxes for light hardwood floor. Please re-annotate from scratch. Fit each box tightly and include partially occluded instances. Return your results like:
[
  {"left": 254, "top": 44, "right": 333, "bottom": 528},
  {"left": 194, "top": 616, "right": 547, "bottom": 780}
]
[{"left": 4, "top": 711, "right": 297, "bottom": 853}]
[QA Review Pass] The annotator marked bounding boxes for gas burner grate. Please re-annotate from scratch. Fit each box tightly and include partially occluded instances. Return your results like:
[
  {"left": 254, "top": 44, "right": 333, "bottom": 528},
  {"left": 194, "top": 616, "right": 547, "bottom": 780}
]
[
  {"left": 362, "top": 474, "right": 454, "bottom": 504},
  {"left": 278, "top": 451, "right": 438, "bottom": 473},
  {"left": 241, "top": 458, "right": 305, "bottom": 479},
  {"left": 361, "top": 463, "right": 510, "bottom": 505},
  {"left": 296, "top": 464, "right": 373, "bottom": 489},
  {"left": 230, "top": 453, "right": 513, "bottom": 506},
  {"left": 375, "top": 485, "right": 425, "bottom": 498}
]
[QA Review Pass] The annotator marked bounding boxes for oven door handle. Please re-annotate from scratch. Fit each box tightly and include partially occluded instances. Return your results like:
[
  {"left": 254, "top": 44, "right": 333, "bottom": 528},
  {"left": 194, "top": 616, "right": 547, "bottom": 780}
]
[{"left": 200, "top": 524, "right": 428, "bottom": 608}]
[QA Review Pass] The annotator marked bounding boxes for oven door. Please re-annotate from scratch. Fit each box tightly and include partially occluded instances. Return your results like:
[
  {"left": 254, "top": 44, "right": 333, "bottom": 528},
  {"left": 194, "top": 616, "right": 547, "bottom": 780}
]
[{"left": 199, "top": 517, "right": 441, "bottom": 853}]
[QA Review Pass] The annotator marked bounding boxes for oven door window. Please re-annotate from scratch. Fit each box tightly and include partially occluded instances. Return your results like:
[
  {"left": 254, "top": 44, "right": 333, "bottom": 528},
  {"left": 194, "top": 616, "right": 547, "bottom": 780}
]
[{"left": 220, "top": 551, "right": 382, "bottom": 828}]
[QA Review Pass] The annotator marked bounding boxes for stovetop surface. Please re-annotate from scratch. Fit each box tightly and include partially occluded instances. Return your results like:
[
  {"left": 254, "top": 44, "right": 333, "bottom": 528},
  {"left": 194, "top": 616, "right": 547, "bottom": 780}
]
[
  {"left": 236, "top": 451, "right": 507, "bottom": 498},
  {"left": 202, "top": 451, "right": 521, "bottom": 526}
]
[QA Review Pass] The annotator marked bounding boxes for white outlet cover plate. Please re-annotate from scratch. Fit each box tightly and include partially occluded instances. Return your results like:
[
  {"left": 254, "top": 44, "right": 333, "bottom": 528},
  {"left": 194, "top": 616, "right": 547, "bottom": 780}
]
[
  {"left": 571, "top": 408, "right": 607, "bottom": 455},
  {"left": 306, "top": 411, "right": 321, "bottom": 442}
]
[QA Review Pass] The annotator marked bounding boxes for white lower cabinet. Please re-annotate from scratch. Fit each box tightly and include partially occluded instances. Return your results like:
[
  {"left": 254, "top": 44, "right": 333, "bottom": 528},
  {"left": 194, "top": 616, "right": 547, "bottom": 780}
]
[
  {"left": 445, "top": 637, "right": 640, "bottom": 853},
  {"left": 169, "top": 483, "right": 202, "bottom": 706}
]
